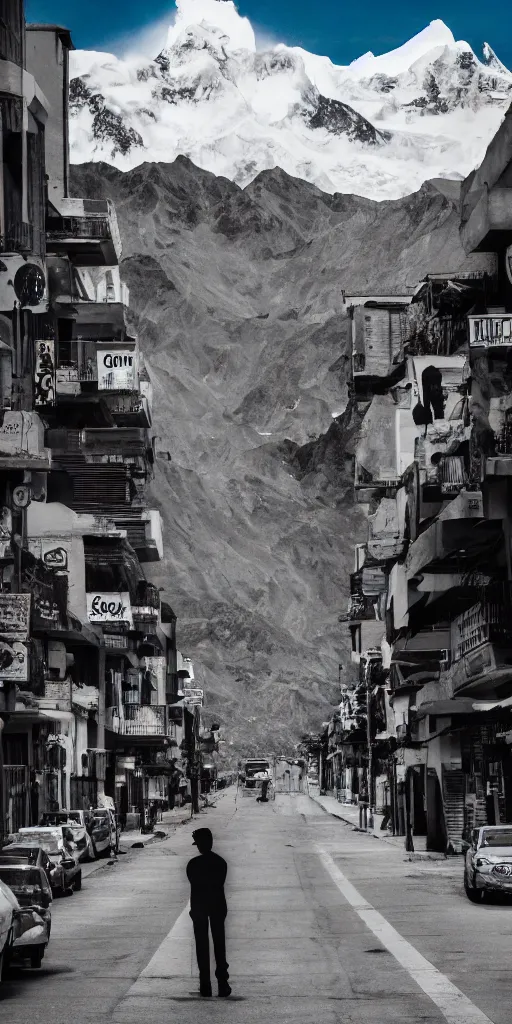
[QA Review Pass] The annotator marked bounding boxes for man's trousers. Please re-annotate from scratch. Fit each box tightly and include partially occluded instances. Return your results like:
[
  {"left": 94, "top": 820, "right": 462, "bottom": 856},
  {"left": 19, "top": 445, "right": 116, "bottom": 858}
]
[{"left": 192, "top": 913, "right": 229, "bottom": 986}]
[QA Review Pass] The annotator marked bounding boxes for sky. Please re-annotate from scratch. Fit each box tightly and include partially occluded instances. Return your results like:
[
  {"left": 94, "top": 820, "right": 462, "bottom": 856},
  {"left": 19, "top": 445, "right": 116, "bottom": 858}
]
[{"left": 25, "top": 0, "right": 512, "bottom": 69}]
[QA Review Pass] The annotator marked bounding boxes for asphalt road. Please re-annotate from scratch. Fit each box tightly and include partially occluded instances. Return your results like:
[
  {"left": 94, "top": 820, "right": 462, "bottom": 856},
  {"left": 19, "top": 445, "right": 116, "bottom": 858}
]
[{"left": 1, "top": 788, "right": 510, "bottom": 1024}]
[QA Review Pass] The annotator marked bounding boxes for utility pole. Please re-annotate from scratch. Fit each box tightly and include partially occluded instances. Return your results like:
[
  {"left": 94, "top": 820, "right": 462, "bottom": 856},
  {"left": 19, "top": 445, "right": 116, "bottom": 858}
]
[{"left": 366, "top": 658, "right": 374, "bottom": 830}]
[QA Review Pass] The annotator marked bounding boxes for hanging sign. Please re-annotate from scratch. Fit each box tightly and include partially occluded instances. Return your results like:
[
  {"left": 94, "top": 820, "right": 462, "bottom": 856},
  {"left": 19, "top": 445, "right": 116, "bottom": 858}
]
[
  {"left": 97, "top": 349, "right": 136, "bottom": 391},
  {"left": 0, "top": 594, "right": 31, "bottom": 639},
  {"left": 87, "top": 592, "right": 133, "bottom": 627},
  {"left": 34, "top": 340, "right": 56, "bottom": 406}
]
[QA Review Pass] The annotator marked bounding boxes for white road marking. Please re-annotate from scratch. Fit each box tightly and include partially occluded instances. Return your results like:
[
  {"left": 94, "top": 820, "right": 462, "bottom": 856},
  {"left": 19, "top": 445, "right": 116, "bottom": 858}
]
[{"left": 316, "top": 845, "right": 495, "bottom": 1024}]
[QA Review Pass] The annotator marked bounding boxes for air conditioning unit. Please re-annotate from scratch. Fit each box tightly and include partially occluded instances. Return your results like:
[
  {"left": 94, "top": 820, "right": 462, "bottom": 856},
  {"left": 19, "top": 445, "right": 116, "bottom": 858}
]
[
  {"left": 0, "top": 255, "right": 47, "bottom": 313},
  {"left": 47, "top": 641, "right": 74, "bottom": 680}
]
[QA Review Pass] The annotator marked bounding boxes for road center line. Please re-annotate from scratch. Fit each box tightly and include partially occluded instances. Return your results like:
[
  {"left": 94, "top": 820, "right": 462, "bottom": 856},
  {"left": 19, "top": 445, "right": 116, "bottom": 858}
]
[{"left": 316, "top": 845, "right": 495, "bottom": 1024}]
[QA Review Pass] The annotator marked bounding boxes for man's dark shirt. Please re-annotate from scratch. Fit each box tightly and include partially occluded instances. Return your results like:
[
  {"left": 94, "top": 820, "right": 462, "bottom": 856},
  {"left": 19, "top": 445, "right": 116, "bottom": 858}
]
[{"left": 186, "top": 851, "right": 227, "bottom": 919}]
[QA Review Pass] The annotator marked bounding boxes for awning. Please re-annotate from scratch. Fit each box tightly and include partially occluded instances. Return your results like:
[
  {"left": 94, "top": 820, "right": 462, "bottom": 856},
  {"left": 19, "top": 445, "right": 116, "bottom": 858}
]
[
  {"left": 414, "top": 698, "right": 476, "bottom": 719},
  {"left": 394, "top": 629, "right": 450, "bottom": 653},
  {"left": 39, "top": 709, "right": 74, "bottom": 722},
  {"left": 471, "top": 695, "right": 512, "bottom": 712}
]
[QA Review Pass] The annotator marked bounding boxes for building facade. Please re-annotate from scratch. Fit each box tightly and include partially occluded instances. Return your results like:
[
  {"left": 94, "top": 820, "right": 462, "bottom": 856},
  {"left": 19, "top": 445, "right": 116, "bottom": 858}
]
[
  {"left": 0, "top": 4, "right": 209, "bottom": 840},
  {"left": 322, "top": 101, "right": 512, "bottom": 853}
]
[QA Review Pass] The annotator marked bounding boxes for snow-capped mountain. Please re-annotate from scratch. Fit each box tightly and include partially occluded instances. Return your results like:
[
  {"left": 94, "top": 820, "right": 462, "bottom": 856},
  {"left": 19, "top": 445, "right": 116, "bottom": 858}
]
[{"left": 69, "top": 0, "right": 512, "bottom": 199}]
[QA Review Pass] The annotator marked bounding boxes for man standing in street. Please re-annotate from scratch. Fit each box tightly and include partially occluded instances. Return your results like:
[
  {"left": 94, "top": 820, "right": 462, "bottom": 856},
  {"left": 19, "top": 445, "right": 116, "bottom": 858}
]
[{"left": 186, "top": 827, "right": 231, "bottom": 998}]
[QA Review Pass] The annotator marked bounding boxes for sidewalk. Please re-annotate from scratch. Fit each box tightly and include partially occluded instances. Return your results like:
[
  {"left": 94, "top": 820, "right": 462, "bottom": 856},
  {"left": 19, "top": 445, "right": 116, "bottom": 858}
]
[
  {"left": 308, "top": 789, "right": 446, "bottom": 860},
  {"left": 119, "top": 791, "right": 230, "bottom": 849}
]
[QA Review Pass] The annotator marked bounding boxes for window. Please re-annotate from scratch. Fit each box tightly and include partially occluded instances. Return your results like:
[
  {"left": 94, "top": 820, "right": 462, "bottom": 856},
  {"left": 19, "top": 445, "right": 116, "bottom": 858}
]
[{"left": 0, "top": 0, "right": 23, "bottom": 65}]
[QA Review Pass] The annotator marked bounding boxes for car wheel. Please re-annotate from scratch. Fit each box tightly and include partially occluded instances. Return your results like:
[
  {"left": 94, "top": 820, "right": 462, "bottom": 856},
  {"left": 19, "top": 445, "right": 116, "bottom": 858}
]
[
  {"left": 464, "top": 871, "right": 482, "bottom": 902},
  {"left": 74, "top": 872, "right": 82, "bottom": 892},
  {"left": 30, "top": 947, "right": 44, "bottom": 969}
]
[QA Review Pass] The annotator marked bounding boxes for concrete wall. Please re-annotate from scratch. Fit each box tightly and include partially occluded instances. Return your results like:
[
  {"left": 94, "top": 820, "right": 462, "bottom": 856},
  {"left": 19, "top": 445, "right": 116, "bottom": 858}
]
[{"left": 25, "top": 29, "right": 69, "bottom": 202}]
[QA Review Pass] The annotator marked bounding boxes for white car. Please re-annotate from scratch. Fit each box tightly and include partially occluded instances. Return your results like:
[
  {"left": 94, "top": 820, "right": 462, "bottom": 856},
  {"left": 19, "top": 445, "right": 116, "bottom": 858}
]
[
  {"left": 0, "top": 880, "right": 16, "bottom": 980},
  {"left": 465, "top": 824, "right": 512, "bottom": 901},
  {"left": 39, "top": 810, "right": 96, "bottom": 862},
  {"left": 90, "top": 808, "right": 120, "bottom": 856}
]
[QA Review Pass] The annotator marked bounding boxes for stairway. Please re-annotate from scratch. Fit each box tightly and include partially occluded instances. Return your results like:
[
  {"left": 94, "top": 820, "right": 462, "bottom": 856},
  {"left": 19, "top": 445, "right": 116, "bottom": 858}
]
[{"left": 442, "top": 766, "right": 466, "bottom": 852}]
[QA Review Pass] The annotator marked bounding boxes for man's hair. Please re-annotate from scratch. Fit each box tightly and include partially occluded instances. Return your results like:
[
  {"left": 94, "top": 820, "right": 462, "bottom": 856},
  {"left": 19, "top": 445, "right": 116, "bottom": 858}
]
[{"left": 193, "top": 827, "right": 213, "bottom": 852}]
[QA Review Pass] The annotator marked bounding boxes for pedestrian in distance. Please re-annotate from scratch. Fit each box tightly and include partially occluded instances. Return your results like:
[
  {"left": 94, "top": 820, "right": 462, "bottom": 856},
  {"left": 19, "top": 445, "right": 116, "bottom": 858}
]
[{"left": 186, "top": 827, "right": 231, "bottom": 998}]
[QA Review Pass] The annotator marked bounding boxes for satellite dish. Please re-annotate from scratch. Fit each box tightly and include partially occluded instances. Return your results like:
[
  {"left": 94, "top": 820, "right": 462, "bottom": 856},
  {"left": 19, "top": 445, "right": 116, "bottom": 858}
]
[{"left": 13, "top": 263, "right": 46, "bottom": 307}]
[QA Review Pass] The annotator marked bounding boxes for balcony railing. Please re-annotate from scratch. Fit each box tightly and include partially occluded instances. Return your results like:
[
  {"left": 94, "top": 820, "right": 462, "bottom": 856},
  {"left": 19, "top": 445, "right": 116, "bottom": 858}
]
[
  {"left": 106, "top": 704, "right": 167, "bottom": 736},
  {"left": 437, "top": 455, "right": 467, "bottom": 494},
  {"left": 452, "top": 594, "right": 512, "bottom": 662}
]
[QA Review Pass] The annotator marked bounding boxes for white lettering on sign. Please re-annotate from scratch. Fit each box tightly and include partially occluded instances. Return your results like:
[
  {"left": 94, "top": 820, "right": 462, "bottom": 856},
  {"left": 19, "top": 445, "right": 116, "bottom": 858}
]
[{"left": 86, "top": 592, "right": 133, "bottom": 627}]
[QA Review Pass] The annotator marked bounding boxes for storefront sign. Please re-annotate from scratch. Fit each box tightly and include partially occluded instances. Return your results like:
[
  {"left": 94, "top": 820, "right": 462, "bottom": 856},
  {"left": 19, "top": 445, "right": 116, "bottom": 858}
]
[
  {"left": 469, "top": 314, "right": 512, "bottom": 347},
  {"left": 87, "top": 592, "right": 133, "bottom": 627},
  {"left": 97, "top": 349, "right": 136, "bottom": 391},
  {"left": 34, "top": 340, "right": 56, "bottom": 406},
  {"left": 183, "top": 687, "right": 204, "bottom": 707},
  {"left": 0, "top": 594, "right": 31, "bottom": 639},
  {"left": 0, "top": 639, "right": 28, "bottom": 681}
]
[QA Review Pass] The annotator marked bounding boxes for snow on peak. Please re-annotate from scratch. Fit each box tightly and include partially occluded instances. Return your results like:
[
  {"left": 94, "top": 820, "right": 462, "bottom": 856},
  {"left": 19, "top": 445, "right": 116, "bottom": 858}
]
[
  {"left": 166, "top": 0, "right": 255, "bottom": 52},
  {"left": 68, "top": 7, "right": 512, "bottom": 201},
  {"left": 347, "top": 20, "right": 456, "bottom": 77}
]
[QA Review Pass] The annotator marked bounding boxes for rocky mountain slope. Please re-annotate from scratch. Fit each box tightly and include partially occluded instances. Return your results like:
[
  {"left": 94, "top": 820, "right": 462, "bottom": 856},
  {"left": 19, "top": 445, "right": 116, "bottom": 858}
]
[
  {"left": 69, "top": 0, "right": 512, "bottom": 199},
  {"left": 70, "top": 158, "right": 488, "bottom": 755}
]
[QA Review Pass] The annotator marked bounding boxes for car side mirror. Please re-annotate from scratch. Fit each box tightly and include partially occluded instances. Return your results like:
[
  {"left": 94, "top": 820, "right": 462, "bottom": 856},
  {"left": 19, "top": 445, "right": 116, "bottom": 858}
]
[
  {"left": 41, "top": 891, "right": 52, "bottom": 908},
  {"left": 62, "top": 858, "right": 75, "bottom": 869}
]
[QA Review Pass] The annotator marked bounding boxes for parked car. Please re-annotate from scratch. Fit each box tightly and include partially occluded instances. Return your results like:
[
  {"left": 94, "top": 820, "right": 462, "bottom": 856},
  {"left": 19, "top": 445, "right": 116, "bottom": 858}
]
[
  {"left": 90, "top": 808, "right": 120, "bottom": 856},
  {"left": 0, "top": 845, "right": 53, "bottom": 891},
  {"left": 0, "top": 864, "right": 51, "bottom": 968},
  {"left": 464, "top": 825, "right": 512, "bottom": 901},
  {"left": 39, "top": 810, "right": 96, "bottom": 862},
  {"left": 10, "top": 828, "right": 81, "bottom": 895},
  {"left": 0, "top": 880, "right": 16, "bottom": 980}
]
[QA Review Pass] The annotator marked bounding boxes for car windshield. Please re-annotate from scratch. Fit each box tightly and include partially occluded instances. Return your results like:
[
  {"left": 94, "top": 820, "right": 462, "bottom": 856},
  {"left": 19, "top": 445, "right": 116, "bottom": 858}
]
[
  {"left": 0, "top": 847, "right": 43, "bottom": 864},
  {"left": 41, "top": 812, "right": 81, "bottom": 826},
  {"left": 0, "top": 867, "right": 41, "bottom": 890},
  {"left": 12, "top": 833, "right": 61, "bottom": 854},
  {"left": 93, "top": 810, "right": 108, "bottom": 818},
  {"left": 481, "top": 830, "right": 512, "bottom": 847}
]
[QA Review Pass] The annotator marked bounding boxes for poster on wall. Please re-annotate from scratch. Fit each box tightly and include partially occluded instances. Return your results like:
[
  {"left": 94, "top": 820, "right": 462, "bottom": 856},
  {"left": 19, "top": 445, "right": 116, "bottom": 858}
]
[
  {"left": 34, "top": 340, "right": 56, "bottom": 406},
  {"left": 0, "top": 593, "right": 31, "bottom": 639},
  {"left": 87, "top": 592, "right": 133, "bottom": 627},
  {"left": 97, "top": 349, "right": 136, "bottom": 391},
  {"left": 0, "top": 639, "right": 28, "bottom": 681},
  {"left": 42, "top": 543, "right": 68, "bottom": 571}
]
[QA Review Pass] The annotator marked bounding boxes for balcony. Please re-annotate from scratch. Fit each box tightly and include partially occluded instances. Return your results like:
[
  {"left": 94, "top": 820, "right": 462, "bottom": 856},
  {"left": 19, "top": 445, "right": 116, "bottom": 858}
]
[
  {"left": 106, "top": 704, "right": 167, "bottom": 737},
  {"left": 344, "top": 570, "right": 379, "bottom": 622},
  {"left": 55, "top": 341, "right": 142, "bottom": 402},
  {"left": 46, "top": 198, "right": 122, "bottom": 266},
  {"left": 468, "top": 314, "right": 512, "bottom": 348},
  {"left": 102, "top": 380, "right": 152, "bottom": 428},
  {"left": 113, "top": 509, "right": 163, "bottom": 563},
  {"left": 451, "top": 591, "right": 512, "bottom": 697},
  {"left": 48, "top": 259, "right": 129, "bottom": 317},
  {"left": 405, "top": 490, "right": 493, "bottom": 578}
]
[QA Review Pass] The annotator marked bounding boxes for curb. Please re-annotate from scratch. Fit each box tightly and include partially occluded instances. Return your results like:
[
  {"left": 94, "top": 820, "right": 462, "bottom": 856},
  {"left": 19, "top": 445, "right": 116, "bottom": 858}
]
[{"left": 309, "top": 794, "right": 449, "bottom": 860}]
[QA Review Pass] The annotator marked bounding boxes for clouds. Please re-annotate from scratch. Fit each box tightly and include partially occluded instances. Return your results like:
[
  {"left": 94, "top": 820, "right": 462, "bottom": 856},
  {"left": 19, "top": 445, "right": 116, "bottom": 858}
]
[{"left": 106, "top": 9, "right": 177, "bottom": 60}]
